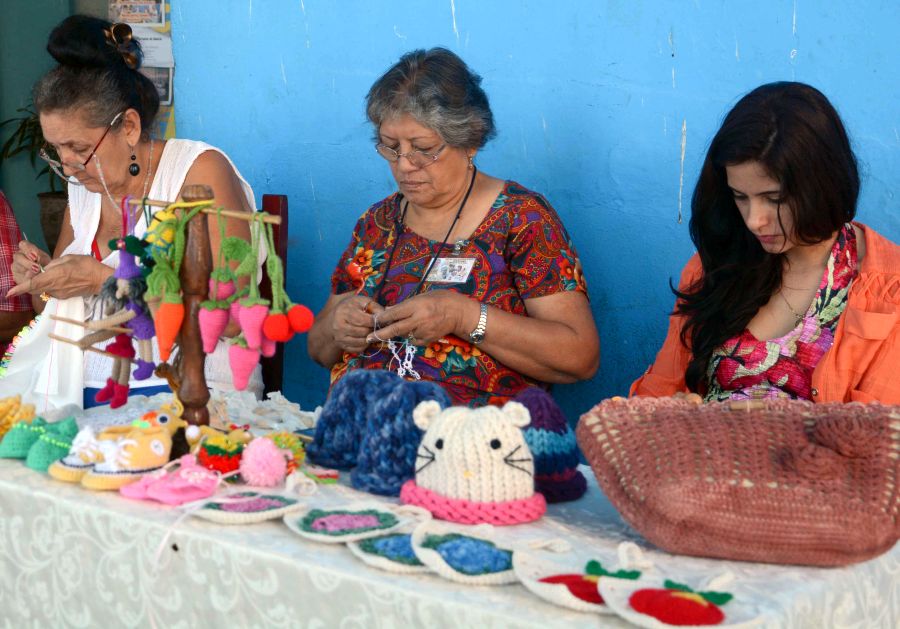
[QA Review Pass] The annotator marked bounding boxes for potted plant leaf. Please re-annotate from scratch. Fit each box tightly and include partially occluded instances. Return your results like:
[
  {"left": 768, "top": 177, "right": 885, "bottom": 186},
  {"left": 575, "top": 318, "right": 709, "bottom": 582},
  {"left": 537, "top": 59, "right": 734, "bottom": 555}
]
[{"left": 0, "top": 103, "right": 67, "bottom": 254}]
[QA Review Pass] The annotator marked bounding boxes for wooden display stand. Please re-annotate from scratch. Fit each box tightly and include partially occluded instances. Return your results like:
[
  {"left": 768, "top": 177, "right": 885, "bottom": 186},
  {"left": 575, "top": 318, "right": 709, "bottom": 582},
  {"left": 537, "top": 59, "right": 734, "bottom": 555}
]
[{"left": 129, "top": 184, "right": 281, "bottom": 427}]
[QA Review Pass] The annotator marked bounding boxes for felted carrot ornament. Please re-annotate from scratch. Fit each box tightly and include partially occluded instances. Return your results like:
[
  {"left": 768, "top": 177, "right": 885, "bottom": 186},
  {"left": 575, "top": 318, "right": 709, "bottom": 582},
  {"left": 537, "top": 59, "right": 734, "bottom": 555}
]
[{"left": 145, "top": 203, "right": 205, "bottom": 361}]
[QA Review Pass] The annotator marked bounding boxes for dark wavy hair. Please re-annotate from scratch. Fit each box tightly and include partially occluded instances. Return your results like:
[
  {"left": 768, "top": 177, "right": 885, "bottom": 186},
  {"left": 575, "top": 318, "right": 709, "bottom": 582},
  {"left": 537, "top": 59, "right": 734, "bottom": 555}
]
[
  {"left": 366, "top": 47, "right": 496, "bottom": 149},
  {"left": 32, "top": 15, "right": 159, "bottom": 138},
  {"left": 676, "top": 82, "right": 859, "bottom": 392}
]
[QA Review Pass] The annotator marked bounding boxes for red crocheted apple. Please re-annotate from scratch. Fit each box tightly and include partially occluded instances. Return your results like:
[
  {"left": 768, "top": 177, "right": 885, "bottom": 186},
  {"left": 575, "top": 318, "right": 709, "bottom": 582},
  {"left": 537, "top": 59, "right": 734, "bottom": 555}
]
[
  {"left": 629, "top": 580, "right": 732, "bottom": 626},
  {"left": 539, "top": 560, "right": 640, "bottom": 605}
]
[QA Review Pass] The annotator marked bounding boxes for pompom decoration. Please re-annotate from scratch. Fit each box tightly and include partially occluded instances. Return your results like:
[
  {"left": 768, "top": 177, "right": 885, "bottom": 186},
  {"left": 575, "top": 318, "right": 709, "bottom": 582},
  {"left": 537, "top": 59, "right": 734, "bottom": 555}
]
[
  {"left": 240, "top": 437, "right": 290, "bottom": 487},
  {"left": 229, "top": 341, "right": 260, "bottom": 391},
  {"left": 199, "top": 307, "right": 229, "bottom": 354},
  {"left": 287, "top": 304, "right": 314, "bottom": 333},
  {"left": 263, "top": 312, "right": 293, "bottom": 342}
]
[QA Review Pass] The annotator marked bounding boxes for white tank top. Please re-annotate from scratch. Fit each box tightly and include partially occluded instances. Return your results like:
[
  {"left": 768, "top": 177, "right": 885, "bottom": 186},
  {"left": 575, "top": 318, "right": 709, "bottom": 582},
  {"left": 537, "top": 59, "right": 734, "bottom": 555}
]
[{"left": 69, "top": 139, "right": 264, "bottom": 394}]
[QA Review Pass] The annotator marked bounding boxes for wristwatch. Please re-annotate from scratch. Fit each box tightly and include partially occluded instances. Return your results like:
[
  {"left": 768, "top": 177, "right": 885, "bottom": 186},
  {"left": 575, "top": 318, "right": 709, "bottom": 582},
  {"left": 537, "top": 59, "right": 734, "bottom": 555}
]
[{"left": 468, "top": 302, "right": 488, "bottom": 345}]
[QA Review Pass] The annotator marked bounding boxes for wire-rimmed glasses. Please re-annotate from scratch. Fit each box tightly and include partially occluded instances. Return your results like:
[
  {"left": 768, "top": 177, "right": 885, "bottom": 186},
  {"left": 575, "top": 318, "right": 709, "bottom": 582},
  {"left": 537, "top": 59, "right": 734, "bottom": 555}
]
[
  {"left": 375, "top": 143, "right": 447, "bottom": 169},
  {"left": 38, "top": 111, "right": 124, "bottom": 185}
]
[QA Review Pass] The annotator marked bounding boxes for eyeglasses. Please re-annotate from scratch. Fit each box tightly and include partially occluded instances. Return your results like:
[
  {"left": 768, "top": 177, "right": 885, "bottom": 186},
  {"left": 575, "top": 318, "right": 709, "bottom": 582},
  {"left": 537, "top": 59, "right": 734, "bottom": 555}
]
[
  {"left": 39, "top": 111, "right": 124, "bottom": 185},
  {"left": 375, "top": 143, "right": 447, "bottom": 169}
]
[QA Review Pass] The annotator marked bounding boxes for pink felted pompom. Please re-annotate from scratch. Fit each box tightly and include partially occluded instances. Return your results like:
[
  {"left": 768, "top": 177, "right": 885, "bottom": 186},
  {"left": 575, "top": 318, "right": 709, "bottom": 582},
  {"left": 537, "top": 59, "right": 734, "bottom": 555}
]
[{"left": 240, "top": 438, "right": 289, "bottom": 486}]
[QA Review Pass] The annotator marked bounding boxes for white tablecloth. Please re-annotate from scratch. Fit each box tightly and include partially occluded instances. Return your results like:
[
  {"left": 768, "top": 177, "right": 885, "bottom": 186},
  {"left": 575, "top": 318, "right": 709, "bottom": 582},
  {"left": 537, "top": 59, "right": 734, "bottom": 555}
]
[{"left": 0, "top": 458, "right": 897, "bottom": 628}]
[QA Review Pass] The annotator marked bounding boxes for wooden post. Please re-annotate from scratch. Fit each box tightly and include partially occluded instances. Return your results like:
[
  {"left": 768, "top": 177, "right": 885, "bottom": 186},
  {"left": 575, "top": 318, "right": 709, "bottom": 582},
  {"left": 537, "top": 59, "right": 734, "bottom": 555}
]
[{"left": 177, "top": 185, "right": 214, "bottom": 426}]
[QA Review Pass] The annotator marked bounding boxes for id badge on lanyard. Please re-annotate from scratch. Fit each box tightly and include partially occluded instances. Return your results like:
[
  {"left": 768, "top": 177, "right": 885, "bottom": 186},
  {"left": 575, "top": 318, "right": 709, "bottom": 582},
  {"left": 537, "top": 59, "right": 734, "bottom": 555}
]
[{"left": 425, "top": 239, "right": 476, "bottom": 284}]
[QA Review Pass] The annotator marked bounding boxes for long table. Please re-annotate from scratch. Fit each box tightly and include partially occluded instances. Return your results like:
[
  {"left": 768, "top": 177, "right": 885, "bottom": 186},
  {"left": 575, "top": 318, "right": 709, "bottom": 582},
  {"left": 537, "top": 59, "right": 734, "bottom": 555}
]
[{"left": 0, "top": 457, "right": 897, "bottom": 628}]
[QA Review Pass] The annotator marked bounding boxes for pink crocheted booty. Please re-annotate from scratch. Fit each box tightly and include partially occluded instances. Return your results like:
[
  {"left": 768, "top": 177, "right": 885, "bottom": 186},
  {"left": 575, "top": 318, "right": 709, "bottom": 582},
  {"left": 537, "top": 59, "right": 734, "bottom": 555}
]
[
  {"left": 146, "top": 454, "right": 220, "bottom": 506},
  {"left": 120, "top": 464, "right": 172, "bottom": 501},
  {"left": 400, "top": 479, "right": 546, "bottom": 525}
]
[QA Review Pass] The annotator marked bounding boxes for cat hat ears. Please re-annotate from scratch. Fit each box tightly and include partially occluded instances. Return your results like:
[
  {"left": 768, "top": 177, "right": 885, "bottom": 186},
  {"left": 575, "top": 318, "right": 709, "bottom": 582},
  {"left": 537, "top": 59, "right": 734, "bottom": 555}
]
[{"left": 413, "top": 400, "right": 531, "bottom": 431}]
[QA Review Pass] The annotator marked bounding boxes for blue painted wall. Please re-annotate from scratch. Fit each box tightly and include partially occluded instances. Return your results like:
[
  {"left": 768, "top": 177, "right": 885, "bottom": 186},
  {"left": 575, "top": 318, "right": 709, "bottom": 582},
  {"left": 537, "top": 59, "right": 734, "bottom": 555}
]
[{"left": 171, "top": 1, "right": 900, "bottom": 420}]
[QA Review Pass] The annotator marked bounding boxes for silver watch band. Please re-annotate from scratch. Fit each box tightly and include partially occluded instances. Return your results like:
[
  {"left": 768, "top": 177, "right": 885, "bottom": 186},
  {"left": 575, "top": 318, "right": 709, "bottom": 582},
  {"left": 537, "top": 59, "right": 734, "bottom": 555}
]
[{"left": 469, "top": 302, "right": 488, "bottom": 344}]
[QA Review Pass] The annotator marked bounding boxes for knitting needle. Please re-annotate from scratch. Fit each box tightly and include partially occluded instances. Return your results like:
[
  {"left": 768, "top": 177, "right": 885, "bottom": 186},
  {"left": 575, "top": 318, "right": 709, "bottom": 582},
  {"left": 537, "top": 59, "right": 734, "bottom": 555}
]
[
  {"left": 20, "top": 231, "right": 45, "bottom": 272},
  {"left": 47, "top": 333, "right": 121, "bottom": 360},
  {"left": 49, "top": 315, "right": 130, "bottom": 334}
]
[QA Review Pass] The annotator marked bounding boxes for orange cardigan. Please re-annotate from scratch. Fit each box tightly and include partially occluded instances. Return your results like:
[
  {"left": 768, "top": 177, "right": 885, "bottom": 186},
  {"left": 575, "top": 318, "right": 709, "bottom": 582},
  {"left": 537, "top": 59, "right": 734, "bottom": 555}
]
[{"left": 630, "top": 223, "right": 900, "bottom": 404}]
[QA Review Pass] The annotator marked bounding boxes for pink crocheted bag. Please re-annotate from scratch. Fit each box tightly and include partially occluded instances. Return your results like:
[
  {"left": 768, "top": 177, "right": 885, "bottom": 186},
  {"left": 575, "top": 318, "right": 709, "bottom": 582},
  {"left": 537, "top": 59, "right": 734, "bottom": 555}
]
[{"left": 577, "top": 397, "right": 900, "bottom": 567}]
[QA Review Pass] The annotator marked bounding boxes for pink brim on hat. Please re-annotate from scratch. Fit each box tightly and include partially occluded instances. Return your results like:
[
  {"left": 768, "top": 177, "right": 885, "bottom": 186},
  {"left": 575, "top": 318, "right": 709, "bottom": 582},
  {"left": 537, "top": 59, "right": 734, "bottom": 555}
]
[{"left": 400, "top": 479, "right": 547, "bottom": 526}]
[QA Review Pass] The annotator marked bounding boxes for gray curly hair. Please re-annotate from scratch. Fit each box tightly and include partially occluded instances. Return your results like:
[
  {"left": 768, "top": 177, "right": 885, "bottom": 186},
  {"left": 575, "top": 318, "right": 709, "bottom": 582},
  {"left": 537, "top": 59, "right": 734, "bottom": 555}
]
[{"left": 366, "top": 48, "right": 496, "bottom": 150}]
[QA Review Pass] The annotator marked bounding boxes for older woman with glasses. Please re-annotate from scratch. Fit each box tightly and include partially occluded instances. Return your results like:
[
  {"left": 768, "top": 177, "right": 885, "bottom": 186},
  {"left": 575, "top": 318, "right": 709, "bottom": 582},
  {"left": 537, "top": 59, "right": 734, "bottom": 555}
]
[
  {"left": 2, "top": 15, "right": 261, "bottom": 406},
  {"left": 308, "top": 48, "right": 600, "bottom": 407}
]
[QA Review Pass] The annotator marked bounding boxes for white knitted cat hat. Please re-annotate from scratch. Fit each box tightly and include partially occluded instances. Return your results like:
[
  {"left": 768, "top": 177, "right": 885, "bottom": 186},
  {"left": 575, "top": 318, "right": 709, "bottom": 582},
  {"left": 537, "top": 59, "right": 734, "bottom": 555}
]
[{"left": 399, "top": 400, "right": 547, "bottom": 525}]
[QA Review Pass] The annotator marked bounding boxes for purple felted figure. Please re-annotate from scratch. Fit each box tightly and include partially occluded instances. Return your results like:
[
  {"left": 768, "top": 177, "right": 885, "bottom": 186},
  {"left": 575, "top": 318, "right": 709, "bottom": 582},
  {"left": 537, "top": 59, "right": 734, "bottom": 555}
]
[{"left": 78, "top": 240, "right": 156, "bottom": 399}]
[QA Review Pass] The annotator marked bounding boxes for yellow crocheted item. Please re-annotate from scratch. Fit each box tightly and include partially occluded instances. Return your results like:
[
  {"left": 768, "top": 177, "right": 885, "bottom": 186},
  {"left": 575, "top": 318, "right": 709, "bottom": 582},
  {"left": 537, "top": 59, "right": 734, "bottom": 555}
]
[{"left": 0, "top": 395, "right": 36, "bottom": 440}]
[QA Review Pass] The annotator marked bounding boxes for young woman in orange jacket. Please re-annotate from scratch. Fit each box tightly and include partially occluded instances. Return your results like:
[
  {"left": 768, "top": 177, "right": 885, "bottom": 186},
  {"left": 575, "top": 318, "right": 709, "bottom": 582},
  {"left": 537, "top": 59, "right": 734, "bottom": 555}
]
[{"left": 632, "top": 82, "right": 900, "bottom": 404}]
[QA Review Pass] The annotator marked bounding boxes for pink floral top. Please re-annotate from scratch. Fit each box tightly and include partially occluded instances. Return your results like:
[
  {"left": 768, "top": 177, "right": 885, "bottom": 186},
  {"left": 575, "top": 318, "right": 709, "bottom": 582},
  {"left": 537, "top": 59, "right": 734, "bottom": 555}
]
[
  {"left": 329, "top": 181, "right": 587, "bottom": 406},
  {"left": 705, "top": 224, "right": 858, "bottom": 401}
]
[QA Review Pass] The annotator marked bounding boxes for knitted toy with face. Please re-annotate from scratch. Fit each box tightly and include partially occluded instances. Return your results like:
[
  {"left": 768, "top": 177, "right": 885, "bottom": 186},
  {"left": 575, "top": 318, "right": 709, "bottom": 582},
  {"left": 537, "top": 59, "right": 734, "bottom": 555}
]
[{"left": 399, "top": 401, "right": 547, "bottom": 525}]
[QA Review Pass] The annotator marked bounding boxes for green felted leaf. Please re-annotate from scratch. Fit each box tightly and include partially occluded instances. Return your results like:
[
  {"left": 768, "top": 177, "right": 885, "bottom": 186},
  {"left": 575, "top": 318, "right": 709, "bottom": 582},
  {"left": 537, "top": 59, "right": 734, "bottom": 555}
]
[
  {"left": 664, "top": 579, "right": 693, "bottom": 593},
  {"left": 700, "top": 591, "right": 734, "bottom": 606}
]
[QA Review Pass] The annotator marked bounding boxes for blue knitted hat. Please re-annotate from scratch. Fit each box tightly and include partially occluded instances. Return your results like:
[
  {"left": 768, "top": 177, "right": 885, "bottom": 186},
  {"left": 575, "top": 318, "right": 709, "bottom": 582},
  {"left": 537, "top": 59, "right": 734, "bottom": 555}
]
[
  {"left": 514, "top": 387, "right": 587, "bottom": 503},
  {"left": 352, "top": 379, "right": 451, "bottom": 496},
  {"left": 307, "top": 369, "right": 405, "bottom": 469}
]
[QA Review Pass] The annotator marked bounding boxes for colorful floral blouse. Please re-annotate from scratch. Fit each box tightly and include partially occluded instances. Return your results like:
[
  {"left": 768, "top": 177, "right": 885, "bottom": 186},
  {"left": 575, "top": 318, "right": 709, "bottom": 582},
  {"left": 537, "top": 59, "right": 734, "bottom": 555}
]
[
  {"left": 705, "top": 224, "right": 858, "bottom": 401},
  {"left": 330, "top": 181, "right": 587, "bottom": 406}
]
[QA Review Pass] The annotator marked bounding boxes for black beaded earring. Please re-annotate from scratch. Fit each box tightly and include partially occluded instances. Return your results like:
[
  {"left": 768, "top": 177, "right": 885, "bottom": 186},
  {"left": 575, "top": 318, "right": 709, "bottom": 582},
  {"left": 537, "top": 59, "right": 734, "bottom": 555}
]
[{"left": 129, "top": 147, "right": 140, "bottom": 177}]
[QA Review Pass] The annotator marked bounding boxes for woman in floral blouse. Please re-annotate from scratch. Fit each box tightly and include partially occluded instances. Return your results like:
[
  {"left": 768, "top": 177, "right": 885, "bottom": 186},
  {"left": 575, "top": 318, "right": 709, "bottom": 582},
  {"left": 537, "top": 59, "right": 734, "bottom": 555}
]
[
  {"left": 632, "top": 82, "right": 900, "bottom": 404},
  {"left": 308, "top": 48, "right": 599, "bottom": 406}
]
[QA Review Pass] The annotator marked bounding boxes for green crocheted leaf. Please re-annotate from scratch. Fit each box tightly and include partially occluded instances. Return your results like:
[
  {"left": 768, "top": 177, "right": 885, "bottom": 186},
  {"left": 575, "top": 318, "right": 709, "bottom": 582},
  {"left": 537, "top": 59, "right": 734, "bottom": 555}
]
[
  {"left": 664, "top": 579, "right": 693, "bottom": 593},
  {"left": 700, "top": 590, "right": 734, "bottom": 606}
]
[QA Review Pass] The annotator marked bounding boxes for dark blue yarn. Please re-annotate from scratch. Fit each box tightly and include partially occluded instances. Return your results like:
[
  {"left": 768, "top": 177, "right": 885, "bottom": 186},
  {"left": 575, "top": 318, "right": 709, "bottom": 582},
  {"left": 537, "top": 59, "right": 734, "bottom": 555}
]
[
  {"left": 307, "top": 370, "right": 402, "bottom": 469},
  {"left": 352, "top": 379, "right": 450, "bottom": 496}
]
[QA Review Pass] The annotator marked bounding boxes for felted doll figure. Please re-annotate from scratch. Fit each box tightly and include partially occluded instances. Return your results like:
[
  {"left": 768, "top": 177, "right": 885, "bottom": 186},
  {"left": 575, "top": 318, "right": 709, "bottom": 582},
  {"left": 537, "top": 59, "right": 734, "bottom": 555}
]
[{"left": 78, "top": 238, "right": 155, "bottom": 407}]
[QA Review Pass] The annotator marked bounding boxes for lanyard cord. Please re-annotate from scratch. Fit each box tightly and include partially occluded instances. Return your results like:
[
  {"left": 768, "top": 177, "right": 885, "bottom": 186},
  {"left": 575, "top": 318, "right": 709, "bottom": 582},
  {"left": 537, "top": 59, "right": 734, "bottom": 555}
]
[{"left": 373, "top": 165, "right": 477, "bottom": 304}]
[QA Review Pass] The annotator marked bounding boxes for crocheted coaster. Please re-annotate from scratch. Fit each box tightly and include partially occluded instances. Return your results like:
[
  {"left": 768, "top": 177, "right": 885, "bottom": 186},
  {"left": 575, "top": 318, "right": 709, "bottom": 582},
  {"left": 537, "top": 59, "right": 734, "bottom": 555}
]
[
  {"left": 25, "top": 417, "right": 79, "bottom": 472},
  {"left": 347, "top": 532, "right": 430, "bottom": 574},
  {"left": 400, "top": 479, "right": 546, "bottom": 526},
  {"left": 194, "top": 492, "right": 303, "bottom": 524},
  {"left": 0, "top": 417, "right": 48, "bottom": 459},
  {"left": 283, "top": 503, "right": 427, "bottom": 544},
  {"left": 598, "top": 577, "right": 763, "bottom": 628},
  {"left": 410, "top": 523, "right": 517, "bottom": 585},
  {"left": 515, "top": 387, "right": 587, "bottom": 503},
  {"left": 513, "top": 552, "right": 641, "bottom": 613},
  {"left": 351, "top": 379, "right": 450, "bottom": 496}
]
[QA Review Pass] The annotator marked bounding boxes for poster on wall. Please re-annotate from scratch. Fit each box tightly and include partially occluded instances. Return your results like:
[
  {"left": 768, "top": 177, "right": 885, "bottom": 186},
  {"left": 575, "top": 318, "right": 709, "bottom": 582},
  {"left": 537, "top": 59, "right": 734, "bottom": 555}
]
[
  {"left": 108, "top": 0, "right": 175, "bottom": 139},
  {"left": 108, "top": 1, "right": 165, "bottom": 27}
]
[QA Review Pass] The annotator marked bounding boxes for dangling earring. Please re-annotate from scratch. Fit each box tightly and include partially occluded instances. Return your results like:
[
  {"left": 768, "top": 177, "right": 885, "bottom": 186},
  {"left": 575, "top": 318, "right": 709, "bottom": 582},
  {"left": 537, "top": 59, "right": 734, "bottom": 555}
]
[
  {"left": 468, "top": 154, "right": 474, "bottom": 170},
  {"left": 129, "top": 146, "right": 140, "bottom": 177}
]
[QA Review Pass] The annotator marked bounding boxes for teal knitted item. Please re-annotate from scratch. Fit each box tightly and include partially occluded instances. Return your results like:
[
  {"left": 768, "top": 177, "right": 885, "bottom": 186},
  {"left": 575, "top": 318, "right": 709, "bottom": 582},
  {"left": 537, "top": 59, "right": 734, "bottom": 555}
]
[
  {"left": 0, "top": 418, "right": 48, "bottom": 459},
  {"left": 25, "top": 417, "right": 78, "bottom": 472}
]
